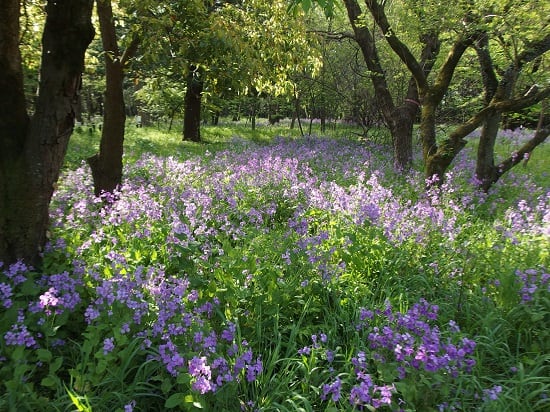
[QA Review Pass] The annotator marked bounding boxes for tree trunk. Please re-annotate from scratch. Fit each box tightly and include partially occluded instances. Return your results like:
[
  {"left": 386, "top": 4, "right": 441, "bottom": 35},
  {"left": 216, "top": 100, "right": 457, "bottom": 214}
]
[
  {"left": 342, "top": 0, "right": 435, "bottom": 171},
  {"left": 251, "top": 112, "right": 256, "bottom": 131},
  {"left": 0, "top": 0, "right": 94, "bottom": 265},
  {"left": 183, "top": 67, "right": 203, "bottom": 142},
  {"left": 473, "top": 32, "right": 500, "bottom": 191},
  {"left": 475, "top": 113, "right": 501, "bottom": 190},
  {"left": 418, "top": 34, "right": 474, "bottom": 182},
  {"left": 87, "top": 0, "right": 126, "bottom": 196},
  {"left": 0, "top": 0, "right": 29, "bottom": 263},
  {"left": 0, "top": 0, "right": 29, "bottom": 147},
  {"left": 423, "top": 96, "right": 468, "bottom": 182},
  {"left": 390, "top": 110, "right": 415, "bottom": 171},
  {"left": 212, "top": 111, "right": 220, "bottom": 125},
  {"left": 168, "top": 108, "right": 176, "bottom": 132}
]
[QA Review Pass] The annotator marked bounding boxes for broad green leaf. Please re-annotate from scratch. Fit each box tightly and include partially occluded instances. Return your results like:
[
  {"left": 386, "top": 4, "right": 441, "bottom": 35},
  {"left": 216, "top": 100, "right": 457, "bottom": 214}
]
[{"left": 165, "top": 393, "right": 184, "bottom": 409}]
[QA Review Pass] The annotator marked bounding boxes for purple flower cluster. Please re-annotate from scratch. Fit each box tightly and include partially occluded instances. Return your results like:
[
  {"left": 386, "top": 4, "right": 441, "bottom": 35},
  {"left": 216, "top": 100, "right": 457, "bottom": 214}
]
[
  {"left": 1, "top": 260, "right": 29, "bottom": 286},
  {"left": 2, "top": 133, "right": 543, "bottom": 408},
  {"left": 321, "top": 377, "right": 343, "bottom": 402},
  {"left": 360, "top": 299, "right": 477, "bottom": 377},
  {"left": 500, "top": 192, "right": 550, "bottom": 240},
  {"left": 515, "top": 268, "right": 549, "bottom": 303},
  {"left": 4, "top": 310, "right": 36, "bottom": 348},
  {"left": 299, "top": 299, "right": 477, "bottom": 409},
  {"left": 0, "top": 261, "right": 86, "bottom": 349},
  {"left": 76, "top": 263, "right": 263, "bottom": 391},
  {"left": 157, "top": 336, "right": 263, "bottom": 393},
  {"left": 0, "top": 281, "right": 12, "bottom": 309},
  {"left": 0, "top": 258, "right": 262, "bottom": 396},
  {"left": 48, "top": 136, "right": 547, "bottom": 299},
  {"left": 4, "top": 322, "right": 36, "bottom": 348},
  {"left": 482, "top": 385, "right": 503, "bottom": 402}
]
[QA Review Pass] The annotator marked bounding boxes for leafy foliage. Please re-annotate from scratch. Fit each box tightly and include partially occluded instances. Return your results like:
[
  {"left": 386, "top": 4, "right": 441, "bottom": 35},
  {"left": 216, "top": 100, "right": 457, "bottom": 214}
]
[{"left": 1, "top": 125, "right": 548, "bottom": 411}]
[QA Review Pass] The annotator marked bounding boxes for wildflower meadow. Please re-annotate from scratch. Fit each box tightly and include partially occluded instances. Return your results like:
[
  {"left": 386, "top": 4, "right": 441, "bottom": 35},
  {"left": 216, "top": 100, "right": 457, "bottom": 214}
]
[{"left": 0, "top": 124, "right": 548, "bottom": 411}]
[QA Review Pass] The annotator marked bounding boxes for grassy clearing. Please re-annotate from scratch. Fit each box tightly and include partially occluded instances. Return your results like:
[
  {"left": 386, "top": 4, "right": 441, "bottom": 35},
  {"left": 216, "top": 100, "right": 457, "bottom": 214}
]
[{"left": 1, "top": 122, "right": 548, "bottom": 411}]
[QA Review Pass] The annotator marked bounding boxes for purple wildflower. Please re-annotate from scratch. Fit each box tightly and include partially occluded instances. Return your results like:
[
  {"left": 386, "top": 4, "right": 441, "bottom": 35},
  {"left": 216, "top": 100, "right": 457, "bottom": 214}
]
[
  {"left": 103, "top": 337, "right": 115, "bottom": 355},
  {"left": 321, "top": 377, "right": 342, "bottom": 402}
]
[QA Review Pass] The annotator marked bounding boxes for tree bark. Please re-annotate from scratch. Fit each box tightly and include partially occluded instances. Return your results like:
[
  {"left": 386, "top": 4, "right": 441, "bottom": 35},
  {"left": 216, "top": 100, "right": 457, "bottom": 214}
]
[
  {"left": 361, "top": 0, "right": 478, "bottom": 182},
  {"left": 342, "top": 0, "right": 439, "bottom": 171},
  {"left": 87, "top": 0, "right": 139, "bottom": 196},
  {"left": 0, "top": 0, "right": 94, "bottom": 265},
  {"left": 183, "top": 66, "right": 203, "bottom": 142},
  {"left": 473, "top": 33, "right": 550, "bottom": 191},
  {"left": 0, "top": 0, "right": 28, "bottom": 148},
  {"left": 343, "top": 0, "right": 410, "bottom": 169},
  {"left": 472, "top": 32, "right": 500, "bottom": 189},
  {"left": 419, "top": 36, "right": 475, "bottom": 181}
]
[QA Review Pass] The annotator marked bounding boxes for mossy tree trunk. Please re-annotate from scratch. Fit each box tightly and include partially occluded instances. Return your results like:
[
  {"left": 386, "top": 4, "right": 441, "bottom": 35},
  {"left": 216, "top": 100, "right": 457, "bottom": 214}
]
[{"left": 342, "top": 0, "right": 440, "bottom": 171}]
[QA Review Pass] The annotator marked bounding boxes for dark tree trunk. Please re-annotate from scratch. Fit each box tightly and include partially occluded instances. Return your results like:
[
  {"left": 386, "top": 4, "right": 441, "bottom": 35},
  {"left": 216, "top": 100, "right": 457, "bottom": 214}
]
[
  {"left": 390, "top": 109, "right": 415, "bottom": 171},
  {"left": 475, "top": 113, "right": 501, "bottom": 189},
  {"left": 0, "top": 0, "right": 94, "bottom": 265},
  {"left": 88, "top": 0, "right": 124, "bottom": 196},
  {"left": 418, "top": 35, "right": 474, "bottom": 182},
  {"left": 87, "top": 0, "right": 139, "bottom": 196},
  {"left": 473, "top": 32, "right": 500, "bottom": 190},
  {"left": 183, "top": 67, "right": 203, "bottom": 142},
  {"left": 0, "top": 0, "right": 30, "bottom": 264},
  {"left": 168, "top": 108, "right": 176, "bottom": 132},
  {"left": 470, "top": 33, "right": 549, "bottom": 191},
  {"left": 294, "top": 99, "right": 304, "bottom": 136},
  {"left": 422, "top": 94, "right": 469, "bottom": 182},
  {"left": 358, "top": 0, "right": 476, "bottom": 182},
  {"left": 342, "top": 0, "right": 439, "bottom": 171},
  {"left": 251, "top": 113, "right": 256, "bottom": 130},
  {"left": 0, "top": 0, "right": 28, "bottom": 145},
  {"left": 471, "top": 31, "right": 550, "bottom": 191}
]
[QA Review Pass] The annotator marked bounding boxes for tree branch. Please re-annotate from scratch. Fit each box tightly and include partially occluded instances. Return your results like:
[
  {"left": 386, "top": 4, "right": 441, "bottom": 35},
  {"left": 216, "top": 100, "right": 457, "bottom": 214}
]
[
  {"left": 364, "top": 0, "right": 427, "bottom": 88},
  {"left": 473, "top": 31, "right": 498, "bottom": 104},
  {"left": 493, "top": 87, "right": 550, "bottom": 112},
  {"left": 306, "top": 29, "right": 355, "bottom": 41},
  {"left": 448, "top": 87, "right": 550, "bottom": 142},
  {"left": 496, "top": 33, "right": 550, "bottom": 100},
  {"left": 430, "top": 34, "right": 476, "bottom": 101},
  {"left": 121, "top": 34, "right": 140, "bottom": 67},
  {"left": 495, "top": 108, "right": 549, "bottom": 180}
]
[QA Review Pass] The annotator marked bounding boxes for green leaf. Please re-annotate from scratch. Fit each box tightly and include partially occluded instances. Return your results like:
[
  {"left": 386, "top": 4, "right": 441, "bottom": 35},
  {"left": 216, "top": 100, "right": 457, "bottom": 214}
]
[
  {"left": 50, "top": 356, "right": 64, "bottom": 373},
  {"left": 177, "top": 372, "right": 191, "bottom": 385},
  {"left": 96, "top": 359, "right": 108, "bottom": 374},
  {"left": 161, "top": 377, "right": 173, "bottom": 394},
  {"left": 36, "top": 348, "right": 53, "bottom": 362},
  {"left": 21, "top": 279, "right": 38, "bottom": 296},
  {"left": 41, "top": 375, "right": 58, "bottom": 387},
  {"left": 184, "top": 394, "right": 203, "bottom": 409},
  {"left": 11, "top": 346, "right": 26, "bottom": 362},
  {"left": 165, "top": 393, "right": 184, "bottom": 409}
]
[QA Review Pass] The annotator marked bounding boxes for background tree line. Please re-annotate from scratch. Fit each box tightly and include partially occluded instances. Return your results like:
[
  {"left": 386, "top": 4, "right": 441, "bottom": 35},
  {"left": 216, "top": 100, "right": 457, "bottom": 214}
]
[{"left": 0, "top": 0, "right": 548, "bottom": 265}]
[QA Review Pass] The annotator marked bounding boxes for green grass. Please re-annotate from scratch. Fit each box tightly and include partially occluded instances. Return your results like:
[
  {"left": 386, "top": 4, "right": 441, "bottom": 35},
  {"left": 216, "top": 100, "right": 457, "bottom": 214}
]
[
  {"left": 65, "top": 118, "right": 372, "bottom": 170},
  {"left": 2, "top": 121, "right": 548, "bottom": 412}
]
